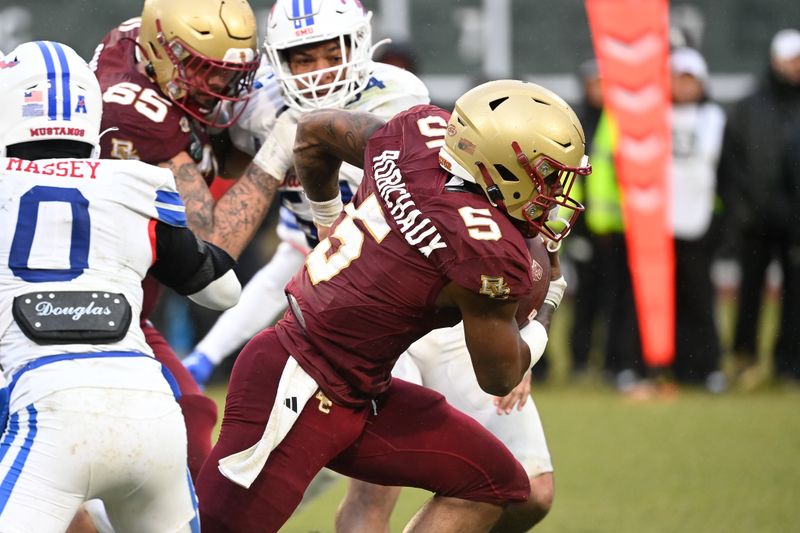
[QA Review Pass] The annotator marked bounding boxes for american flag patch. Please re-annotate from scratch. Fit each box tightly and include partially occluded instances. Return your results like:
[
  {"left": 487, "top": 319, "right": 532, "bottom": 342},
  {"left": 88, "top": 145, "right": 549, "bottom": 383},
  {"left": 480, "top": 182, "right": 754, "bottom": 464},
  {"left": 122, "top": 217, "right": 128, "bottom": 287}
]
[{"left": 24, "top": 90, "right": 43, "bottom": 103}]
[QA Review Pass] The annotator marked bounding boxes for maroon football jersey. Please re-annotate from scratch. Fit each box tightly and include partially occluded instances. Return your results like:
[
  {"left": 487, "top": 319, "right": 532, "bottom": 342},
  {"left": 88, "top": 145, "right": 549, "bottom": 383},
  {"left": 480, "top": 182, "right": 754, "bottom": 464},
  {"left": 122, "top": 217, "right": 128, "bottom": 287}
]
[
  {"left": 93, "top": 19, "right": 216, "bottom": 317},
  {"left": 276, "top": 104, "right": 534, "bottom": 406},
  {"left": 96, "top": 22, "right": 186, "bottom": 163}
]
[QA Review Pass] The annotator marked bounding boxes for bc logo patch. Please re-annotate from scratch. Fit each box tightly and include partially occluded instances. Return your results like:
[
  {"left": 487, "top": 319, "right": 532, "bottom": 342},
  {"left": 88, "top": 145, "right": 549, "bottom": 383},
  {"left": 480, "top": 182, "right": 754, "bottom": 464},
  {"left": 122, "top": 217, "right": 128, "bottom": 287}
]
[{"left": 479, "top": 275, "right": 510, "bottom": 299}]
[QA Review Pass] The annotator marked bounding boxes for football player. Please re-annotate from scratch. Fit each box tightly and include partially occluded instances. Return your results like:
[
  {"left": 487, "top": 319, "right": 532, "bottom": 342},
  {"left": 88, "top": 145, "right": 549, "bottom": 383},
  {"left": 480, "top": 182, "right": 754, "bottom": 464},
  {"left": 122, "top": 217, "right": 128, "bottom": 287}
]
[
  {"left": 90, "top": 0, "right": 280, "bottom": 482},
  {"left": 194, "top": 80, "right": 590, "bottom": 532},
  {"left": 182, "top": 0, "right": 429, "bottom": 384},
  {"left": 338, "top": 242, "right": 564, "bottom": 533},
  {"left": 0, "top": 40, "right": 241, "bottom": 533},
  {"left": 184, "top": 2, "right": 566, "bottom": 529}
]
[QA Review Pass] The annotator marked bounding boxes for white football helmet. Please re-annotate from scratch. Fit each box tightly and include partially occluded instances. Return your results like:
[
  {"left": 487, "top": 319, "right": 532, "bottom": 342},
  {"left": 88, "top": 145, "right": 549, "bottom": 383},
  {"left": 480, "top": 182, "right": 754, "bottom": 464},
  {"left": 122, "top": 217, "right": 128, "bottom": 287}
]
[
  {"left": 264, "top": 0, "right": 385, "bottom": 111},
  {"left": 0, "top": 41, "right": 102, "bottom": 157}
]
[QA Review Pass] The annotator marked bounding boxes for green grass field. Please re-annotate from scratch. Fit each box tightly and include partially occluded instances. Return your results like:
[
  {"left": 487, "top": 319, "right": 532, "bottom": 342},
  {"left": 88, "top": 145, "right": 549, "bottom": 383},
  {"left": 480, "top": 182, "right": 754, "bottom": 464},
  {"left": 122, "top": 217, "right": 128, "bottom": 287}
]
[
  {"left": 206, "top": 384, "right": 800, "bottom": 533},
  {"left": 204, "top": 296, "right": 800, "bottom": 532}
]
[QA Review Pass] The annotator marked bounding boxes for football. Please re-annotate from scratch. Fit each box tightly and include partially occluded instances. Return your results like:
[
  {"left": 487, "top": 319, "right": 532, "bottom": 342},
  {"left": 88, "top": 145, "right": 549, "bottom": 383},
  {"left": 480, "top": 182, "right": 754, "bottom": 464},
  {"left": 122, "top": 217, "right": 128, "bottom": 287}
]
[{"left": 515, "top": 237, "right": 552, "bottom": 328}]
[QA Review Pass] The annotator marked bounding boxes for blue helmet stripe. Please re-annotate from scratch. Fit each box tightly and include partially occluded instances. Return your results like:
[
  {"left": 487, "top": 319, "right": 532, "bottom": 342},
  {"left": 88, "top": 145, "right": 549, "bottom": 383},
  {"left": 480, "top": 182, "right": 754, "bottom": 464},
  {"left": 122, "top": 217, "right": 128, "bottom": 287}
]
[
  {"left": 291, "top": 0, "right": 314, "bottom": 27},
  {"left": 51, "top": 42, "right": 72, "bottom": 121},
  {"left": 34, "top": 41, "right": 58, "bottom": 120},
  {"left": 304, "top": 0, "right": 314, "bottom": 25}
]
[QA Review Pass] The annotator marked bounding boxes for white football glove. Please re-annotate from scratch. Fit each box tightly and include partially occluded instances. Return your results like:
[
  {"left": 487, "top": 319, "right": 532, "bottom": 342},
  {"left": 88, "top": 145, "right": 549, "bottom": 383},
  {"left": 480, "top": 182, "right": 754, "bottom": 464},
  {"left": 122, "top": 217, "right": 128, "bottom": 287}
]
[
  {"left": 251, "top": 108, "right": 301, "bottom": 182},
  {"left": 544, "top": 276, "right": 567, "bottom": 309}
]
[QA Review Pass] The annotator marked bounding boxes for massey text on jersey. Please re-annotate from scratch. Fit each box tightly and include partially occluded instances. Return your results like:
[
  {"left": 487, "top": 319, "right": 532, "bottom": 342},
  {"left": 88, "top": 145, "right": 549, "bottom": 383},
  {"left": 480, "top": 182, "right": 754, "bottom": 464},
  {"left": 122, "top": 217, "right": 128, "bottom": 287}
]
[
  {"left": 5, "top": 158, "right": 101, "bottom": 179},
  {"left": 372, "top": 150, "right": 447, "bottom": 258}
]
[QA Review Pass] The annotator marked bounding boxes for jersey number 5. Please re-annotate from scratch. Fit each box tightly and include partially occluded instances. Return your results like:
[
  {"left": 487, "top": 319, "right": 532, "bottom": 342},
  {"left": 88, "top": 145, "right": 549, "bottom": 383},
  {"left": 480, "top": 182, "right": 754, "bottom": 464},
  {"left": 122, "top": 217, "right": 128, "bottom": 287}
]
[{"left": 306, "top": 194, "right": 390, "bottom": 285}]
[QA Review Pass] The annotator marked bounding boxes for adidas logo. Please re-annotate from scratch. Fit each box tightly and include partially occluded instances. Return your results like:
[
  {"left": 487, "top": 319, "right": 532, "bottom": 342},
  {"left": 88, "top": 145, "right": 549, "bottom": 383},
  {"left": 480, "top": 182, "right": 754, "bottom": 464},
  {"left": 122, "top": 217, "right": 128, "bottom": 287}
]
[{"left": 284, "top": 396, "right": 298, "bottom": 413}]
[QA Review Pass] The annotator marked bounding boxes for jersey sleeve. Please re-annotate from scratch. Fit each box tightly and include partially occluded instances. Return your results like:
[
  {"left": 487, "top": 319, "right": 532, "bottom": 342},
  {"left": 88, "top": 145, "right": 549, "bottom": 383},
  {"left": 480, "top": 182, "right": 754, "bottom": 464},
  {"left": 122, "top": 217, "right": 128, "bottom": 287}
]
[
  {"left": 228, "top": 67, "right": 284, "bottom": 156},
  {"left": 355, "top": 63, "right": 431, "bottom": 120},
  {"left": 100, "top": 102, "right": 192, "bottom": 163},
  {"left": 436, "top": 211, "right": 533, "bottom": 302},
  {"left": 151, "top": 170, "right": 188, "bottom": 228},
  {"left": 112, "top": 160, "right": 188, "bottom": 228}
]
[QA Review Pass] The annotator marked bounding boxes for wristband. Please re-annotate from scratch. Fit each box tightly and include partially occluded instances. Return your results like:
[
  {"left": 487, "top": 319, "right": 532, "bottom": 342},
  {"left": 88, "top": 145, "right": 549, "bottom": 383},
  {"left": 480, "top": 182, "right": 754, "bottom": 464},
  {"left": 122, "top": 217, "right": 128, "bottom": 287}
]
[
  {"left": 309, "top": 194, "right": 344, "bottom": 227},
  {"left": 544, "top": 275, "right": 567, "bottom": 309}
]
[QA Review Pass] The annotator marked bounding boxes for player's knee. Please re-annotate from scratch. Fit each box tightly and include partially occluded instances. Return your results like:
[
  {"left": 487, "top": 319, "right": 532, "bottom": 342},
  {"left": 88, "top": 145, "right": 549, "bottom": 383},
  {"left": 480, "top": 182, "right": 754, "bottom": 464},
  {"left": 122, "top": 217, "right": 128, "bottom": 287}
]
[
  {"left": 529, "top": 472, "right": 554, "bottom": 517},
  {"left": 336, "top": 481, "right": 397, "bottom": 533},
  {"left": 491, "top": 472, "right": 554, "bottom": 533}
]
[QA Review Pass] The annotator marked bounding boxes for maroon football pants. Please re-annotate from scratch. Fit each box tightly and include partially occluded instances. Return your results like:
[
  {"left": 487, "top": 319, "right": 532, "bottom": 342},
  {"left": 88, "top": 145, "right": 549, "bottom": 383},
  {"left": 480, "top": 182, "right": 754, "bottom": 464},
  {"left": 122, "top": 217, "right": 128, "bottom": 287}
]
[
  {"left": 195, "top": 327, "right": 529, "bottom": 532},
  {"left": 143, "top": 322, "right": 218, "bottom": 481}
]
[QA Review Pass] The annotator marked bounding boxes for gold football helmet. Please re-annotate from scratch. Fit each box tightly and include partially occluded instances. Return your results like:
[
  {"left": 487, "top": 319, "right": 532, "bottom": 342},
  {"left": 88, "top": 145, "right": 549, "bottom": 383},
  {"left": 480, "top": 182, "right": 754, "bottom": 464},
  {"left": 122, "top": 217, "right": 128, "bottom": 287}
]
[
  {"left": 439, "top": 80, "right": 591, "bottom": 241},
  {"left": 139, "top": 0, "right": 259, "bottom": 127}
]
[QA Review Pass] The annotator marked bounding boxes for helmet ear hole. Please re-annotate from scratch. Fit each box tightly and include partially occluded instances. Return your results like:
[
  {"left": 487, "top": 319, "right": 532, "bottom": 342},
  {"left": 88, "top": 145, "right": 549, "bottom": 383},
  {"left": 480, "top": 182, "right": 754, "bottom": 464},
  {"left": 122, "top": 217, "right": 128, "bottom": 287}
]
[{"left": 494, "top": 164, "right": 520, "bottom": 183}]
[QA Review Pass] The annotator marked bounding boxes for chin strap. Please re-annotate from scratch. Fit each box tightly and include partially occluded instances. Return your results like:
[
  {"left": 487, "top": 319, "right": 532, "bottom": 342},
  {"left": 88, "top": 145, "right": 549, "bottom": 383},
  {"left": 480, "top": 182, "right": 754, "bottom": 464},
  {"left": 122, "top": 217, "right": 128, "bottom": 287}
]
[
  {"left": 476, "top": 162, "right": 506, "bottom": 209},
  {"left": 511, "top": 141, "right": 541, "bottom": 185}
]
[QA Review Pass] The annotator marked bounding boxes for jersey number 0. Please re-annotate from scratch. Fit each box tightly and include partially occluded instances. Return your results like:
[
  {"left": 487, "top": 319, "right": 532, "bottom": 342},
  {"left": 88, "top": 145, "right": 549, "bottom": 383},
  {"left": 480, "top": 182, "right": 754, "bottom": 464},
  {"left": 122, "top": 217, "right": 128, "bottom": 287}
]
[{"left": 9, "top": 186, "right": 90, "bottom": 282}]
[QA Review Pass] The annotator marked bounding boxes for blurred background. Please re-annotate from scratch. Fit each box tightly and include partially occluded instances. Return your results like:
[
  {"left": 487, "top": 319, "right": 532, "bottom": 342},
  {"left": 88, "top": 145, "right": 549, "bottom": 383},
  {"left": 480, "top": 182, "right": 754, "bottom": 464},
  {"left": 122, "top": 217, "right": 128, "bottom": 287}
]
[{"left": 2, "top": 0, "right": 798, "bottom": 105}]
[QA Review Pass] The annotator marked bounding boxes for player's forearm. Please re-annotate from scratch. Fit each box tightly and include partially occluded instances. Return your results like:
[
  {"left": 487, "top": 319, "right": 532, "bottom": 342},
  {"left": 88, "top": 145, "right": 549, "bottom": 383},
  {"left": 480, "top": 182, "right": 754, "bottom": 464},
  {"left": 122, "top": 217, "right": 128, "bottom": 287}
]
[
  {"left": 206, "top": 163, "right": 280, "bottom": 258},
  {"left": 167, "top": 155, "right": 279, "bottom": 259},
  {"left": 294, "top": 117, "right": 345, "bottom": 202},
  {"left": 467, "top": 320, "right": 532, "bottom": 396},
  {"left": 534, "top": 302, "right": 556, "bottom": 332},
  {"left": 294, "top": 109, "right": 384, "bottom": 201},
  {"left": 165, "top": 155, "right": 218, "bottom": 241}
]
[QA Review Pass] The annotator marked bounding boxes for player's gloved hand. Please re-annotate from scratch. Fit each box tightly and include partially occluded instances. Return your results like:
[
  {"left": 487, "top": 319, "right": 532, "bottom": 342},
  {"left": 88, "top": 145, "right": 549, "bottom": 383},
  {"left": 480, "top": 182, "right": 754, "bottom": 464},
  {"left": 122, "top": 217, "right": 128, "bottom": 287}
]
[{"left": 182, "top": 350, "right": 215, "bottom": 387}]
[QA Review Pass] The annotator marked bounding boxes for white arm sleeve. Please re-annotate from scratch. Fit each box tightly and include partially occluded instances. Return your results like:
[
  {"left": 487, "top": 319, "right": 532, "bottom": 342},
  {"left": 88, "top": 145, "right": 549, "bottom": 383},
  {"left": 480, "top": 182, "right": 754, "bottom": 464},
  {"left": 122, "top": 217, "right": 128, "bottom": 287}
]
[
  {"left": 187, "top": 270, "right": 241, "bottom": 311},
  {"left": 520, "top": 320, "right": 548, "bottom": 368}
]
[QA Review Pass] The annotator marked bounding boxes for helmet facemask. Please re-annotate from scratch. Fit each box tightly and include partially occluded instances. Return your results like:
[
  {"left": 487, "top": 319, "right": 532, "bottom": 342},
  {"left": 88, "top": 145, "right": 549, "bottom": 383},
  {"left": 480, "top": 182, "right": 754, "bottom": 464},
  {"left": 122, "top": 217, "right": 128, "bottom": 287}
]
[
  {"left": 514, "top": 148, "right": 589, "bottom": 241},
  {"left": 152, "top": 19, "right": 259, "bottom": 128},
  {"left": 273, "top": 33, "right": 368, "bottom": 111}
]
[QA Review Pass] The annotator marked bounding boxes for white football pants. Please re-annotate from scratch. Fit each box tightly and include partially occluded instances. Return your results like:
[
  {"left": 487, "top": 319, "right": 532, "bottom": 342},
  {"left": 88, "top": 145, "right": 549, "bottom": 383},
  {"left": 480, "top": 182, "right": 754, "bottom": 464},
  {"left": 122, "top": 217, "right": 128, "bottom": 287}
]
[
  {"left": 0, "top": 388, "right": 198, "bottom": 533},
  {"left": 394, "top": 323, "right": 554, "bottom": 477}
]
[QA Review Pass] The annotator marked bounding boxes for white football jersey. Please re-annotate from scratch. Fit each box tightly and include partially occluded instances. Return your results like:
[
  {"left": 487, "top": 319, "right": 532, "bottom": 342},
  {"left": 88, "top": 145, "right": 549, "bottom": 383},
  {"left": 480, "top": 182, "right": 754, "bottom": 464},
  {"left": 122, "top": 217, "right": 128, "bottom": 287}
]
[
  {"left": 232, "top": 61, "right": 430, "bottom": 242},
  {"left": 0, "top": 157, "right": 186, "bottom": 409},
  {"left": 228, "top": 60, "right": 285, "bottom": 157}
]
